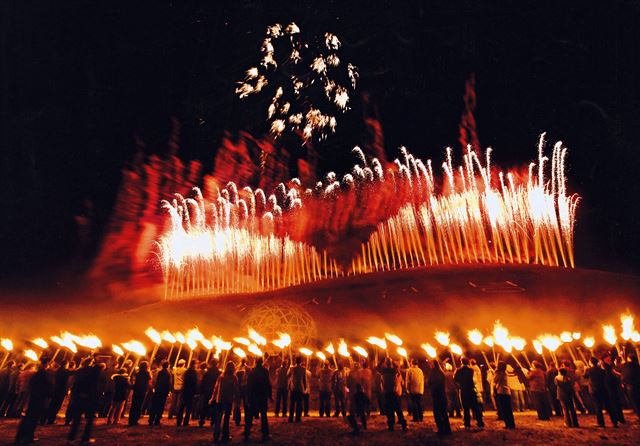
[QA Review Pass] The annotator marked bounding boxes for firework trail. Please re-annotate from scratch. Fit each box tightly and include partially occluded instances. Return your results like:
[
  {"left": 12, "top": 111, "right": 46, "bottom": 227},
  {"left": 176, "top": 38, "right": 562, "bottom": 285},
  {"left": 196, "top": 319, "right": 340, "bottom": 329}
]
[
  {"left": 155, "top": 134, "right": 579, "bottom": 299},
  {"left": 236, "top": 23, "right": 358, "bottom": 141}
]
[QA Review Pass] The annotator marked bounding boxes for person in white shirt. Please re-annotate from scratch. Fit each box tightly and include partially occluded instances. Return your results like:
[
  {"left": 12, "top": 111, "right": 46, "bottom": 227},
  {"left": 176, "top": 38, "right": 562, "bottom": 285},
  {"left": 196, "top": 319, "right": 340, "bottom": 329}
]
[{"left": 405, "top": 359, "right": 424, "bottom": 422}]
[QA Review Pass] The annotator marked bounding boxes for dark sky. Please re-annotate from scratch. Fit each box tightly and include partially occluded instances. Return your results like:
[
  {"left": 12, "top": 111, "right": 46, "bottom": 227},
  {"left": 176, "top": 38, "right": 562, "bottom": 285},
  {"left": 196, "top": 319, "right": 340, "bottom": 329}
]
[{"left": 2, "top": 0, "right": 640, "bottom": 285}]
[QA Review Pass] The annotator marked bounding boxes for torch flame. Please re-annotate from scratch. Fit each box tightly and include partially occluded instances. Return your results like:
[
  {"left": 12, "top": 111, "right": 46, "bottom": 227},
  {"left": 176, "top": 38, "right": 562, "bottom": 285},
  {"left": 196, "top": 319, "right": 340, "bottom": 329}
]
[
  {"left": 560, "top": 331, "right": 573, "bottom": 343},
  {"left": 620, "top": 313, "right": 635, "bottom": 341},
  {"left": 271, "top": 332, "right": 291, "bottom": 349},
  {"left": 161, "top": 331, "right": 176, "bottom": 343},
  {"left": 583, "top": 336, "right": 595, "bottom": 348},
  {"left": 450, "top": 343, "right": 463, "bottom": 356},
  {"left": 186, "top": 327, "right": 205, "bottom": 342},
  {"left": 434, "top": 331, "right": 450, "bottom": 347},
  {"left": 201, "top": 339, "right": 213, "bottom": 350},
  {"left": 145, "top": 327, "right": 162, "bottom": 345},
  {"left": 175, "top": 332, "right": 186, "bottom": 344},
  {"left": 492, "top": 321, "right": 510, "bottom": 347},
  {"left": 112, "top": 345, "right": 124, "bottom": 356},
  {"left": 337, "top": 339, "right": 350, "bottom": 357},
  {"left": 234, "top": 337, "right": 251, "bottom": 346},
  {"left": 186, "top": 338, "right": 197, "bottom": 350},
  {"left": 511, "top": 337, "right": 526, "bottom": 351},
  {"left": 540, "top": 335, "right": 561, "bottom": 352},
  {"left": 384, "top": 332, "right": 403, "bottom": 346},
  {"left": 397, "top": 346, "right": 408, "bottom": 358},
  {"left": 352, "top": 346, "right": 368, "bottom": 357},
  {"left": 24, "top": 349, "right": 38, "bottom": 362},
  {"left": 233, "top": 347, "right": 247, "bottom": 358},
  {"left": 533, "top": 339, "right": 543, "bottom": 354},
  {"left": 32, "top": 338, "right": 48, "bottom": 349},
  {"left": 421, "top": 343, "right": 437, "bottom": 359},
  {"left": 213, "top": 337, "right": 232, "bottom": 351},
  {"left": 468, "top": 329, "right": 483, "bottom": 346},
  {"left": 483, "top": 336, "right": 495, "bottom": 348},
  {"left": 122, "top": 340, "right": 147, "bottom": 357},
  {"left": 572, "top": 332, "right": 581, "bottom": 340},
  {"left": 50, "top": 335, "right": 77, "bottom": 353},
  {"left": 248, "top": 328, "right": 267, "bottom": 346},
  {"left": 299, "top": 347, "right": 313, "bottom": 357},
  {"left": 75, "top": 335, "right": 102, "bottom": 350},
  {"left": 316, "top": 351, "right": 327, "bottom": 361},
  {"left": 366, "top": 336, "right": 387, "bottom": 350},
  {"left": 1, "top": 339, "right": 13, "bottom": 352},
  {"left": 325, "top": 342, "right": 335, "bottom": 355},
  {"left": 602, "top": 325, "right": 617, "bottom": 346},
  {"left": 248, "top": 343, "right": 263, "bottom": 357}
]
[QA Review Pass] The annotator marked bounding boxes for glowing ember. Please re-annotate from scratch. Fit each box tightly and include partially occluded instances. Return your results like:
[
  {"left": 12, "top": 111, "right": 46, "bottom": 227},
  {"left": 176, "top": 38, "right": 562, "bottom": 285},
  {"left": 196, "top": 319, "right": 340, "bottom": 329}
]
[
  {"left": 32, "top": 338, "right": 48, "bottom": 349},
  {"left": 24, "top": 349, "right": 38, "bottom": 362},
  {"left": 602, "top": 325, "right": 617, "bottom": 346},
  {"left": 145, "top": 327, "right": 162, "bottom": 345},
  {"left": 352, "top": 346, "right": 368, "bottom": 357},
  {"left": 468, "top": 329, "right": 483, "bottom": 346},
  {"left": 434, "top": 331, "right": 450, "bottom": 347},
  {"left": 122, "top": 340, "right": 147, "bottom": 357},
  {"left": 421, "top": 343, "right": 437, "bottom": 359}
]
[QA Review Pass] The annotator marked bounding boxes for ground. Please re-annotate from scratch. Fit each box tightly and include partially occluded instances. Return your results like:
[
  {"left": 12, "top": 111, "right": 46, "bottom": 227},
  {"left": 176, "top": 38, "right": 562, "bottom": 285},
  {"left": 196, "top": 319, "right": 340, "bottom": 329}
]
[{"left": 0, "top": 411, "right": 638, "bottom": 446}]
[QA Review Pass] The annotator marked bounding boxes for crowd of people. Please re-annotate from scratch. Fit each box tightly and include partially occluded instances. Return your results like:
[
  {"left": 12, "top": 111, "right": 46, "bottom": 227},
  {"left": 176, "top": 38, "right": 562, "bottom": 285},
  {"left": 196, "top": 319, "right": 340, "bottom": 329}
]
[{"left": 0, "top": 349, "right": 638, "bottom": 444}]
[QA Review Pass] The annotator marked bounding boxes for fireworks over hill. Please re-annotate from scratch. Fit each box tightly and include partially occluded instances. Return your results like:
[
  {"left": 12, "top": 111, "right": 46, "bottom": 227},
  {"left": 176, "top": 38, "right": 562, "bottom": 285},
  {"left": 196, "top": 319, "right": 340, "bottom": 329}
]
[{"left": 155, "top": 134, "right": 579, "bottom": 299}]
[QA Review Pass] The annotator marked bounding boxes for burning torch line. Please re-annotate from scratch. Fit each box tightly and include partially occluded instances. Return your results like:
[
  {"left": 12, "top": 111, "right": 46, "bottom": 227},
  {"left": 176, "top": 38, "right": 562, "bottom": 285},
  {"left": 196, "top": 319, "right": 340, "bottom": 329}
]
[
  {"left": 449, "top": 350, "right": 457, "bottom": 368},
  {"left": 167, "top": 344, "right": 174, "bottom": 363},
  {"left": 0, "top": 352, "right": 10, "bottom": 369},
  {"left": 480, "top": 351, "right": 493, "bottom": 370},
  {"left": 576, "top": 347, "right": 588, "bottom": 364},
  {"left": 51, "top": 348, "right": 61, "bottom": 363},
  {"left": 149, "top": 343, "right": 160, "bottom": 367},
  {"left": 510, "top": 353, "right": 524, "bottom": 369},
  {"left": 520, "top": 350, "right": 532, "bottom": 368},
  {"left": 205, "top": 347, "right": 212, "bottom": 364},
  {"left": 564, "top": 343, "right": 577, "bottom": 362},
  {"left": 538, "top": 351, "right": 549, "bottom": 369}
]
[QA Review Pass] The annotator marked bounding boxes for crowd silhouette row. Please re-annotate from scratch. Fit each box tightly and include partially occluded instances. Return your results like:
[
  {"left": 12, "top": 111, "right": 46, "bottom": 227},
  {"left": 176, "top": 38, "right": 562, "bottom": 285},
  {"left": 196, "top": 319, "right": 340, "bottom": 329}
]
[{"left": 2, "top": 349, "right": 640, "bottom": 444}]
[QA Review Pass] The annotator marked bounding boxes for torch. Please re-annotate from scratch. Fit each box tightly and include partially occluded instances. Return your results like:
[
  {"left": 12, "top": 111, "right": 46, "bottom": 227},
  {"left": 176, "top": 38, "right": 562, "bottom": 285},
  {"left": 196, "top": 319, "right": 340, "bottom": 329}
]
[
  {"left": 24, "top": 349, "right": 38, "bottom": 365},
  {"left": 511, "top": 337, "right": 530, "bottom": 368},
  {"left": 397, "top": 346, "right": 409, "bottom": 367},
  {"left": 161, "top": 331, "right": 176, "bottom": 362},
  {"left": 421, "top": 343, "right": 438, "bottom": 364},
  {"left": 583, "top": 336, "right": 595, "bottom": 360},
  {"left": 299, "top": 347, "right": 313, "bottom": 367},
  {"left": 352, "top": 346, "right": 369, "bottom": 365},
  {"left": 337, "top": 339, "right": 352, "bottom": 367},
  {"left": 248, "top": 343, "right": 263, "bottom": 360},
  {"left": 468, "top": 329, "right": 491, "bottom": 369},
  {"left": 540, "top": 335, "right": 561, "bottom": 368},
  {"left": 483, "top": 336, "right": 497, "bottom": 363},
  {"left": 560, "top": 331, "right": 577, "bottom": 362},
  {"left": 325, "top": 342, "right": 337, "bottom": 368},
  {"left": 315, "top": 351, "right": 327, "bottom": 365},
  {"left": 602, "top": 325, "right": 620, "bottom": 357},
  {"left": 31, "top": 338, "right": 48, "bottom": 360},
  {"left": 145, "top": 327, "right": 162, "bottom": 366},
  {"left": 174, "top": 332, "right": 186, "bottom": 368},
  {"left": 0, "top": 339, "right": 13, "bottom": 368},
  {"left": 434, "top": 331, "right": 455, "bottom": 367},
  {"left": 112, "top": 344, "right": 124, "bottom": 363},
  {"left": 233, "top": 347, "right": 247, "bottom": 362},
  {"left": 122, "top": 340, "right": 147, "bottom": 370},
  {"left": 620, "top": 312, "right": 636, "bottom": 358},
  {"left": 533, "top": 340, "right": 548, "bottom": 368},
  {"left": 50, "top": 335, "right": 77, "bottom": 364},
  {"left": 271, "top": 333, "right": 291, "bottom": 363},
  {"left": 201, "top": 339, "right": 214, "bottom": 363},
  {"left": 366, "top": 336, "right": 387, "bottom": 366}
]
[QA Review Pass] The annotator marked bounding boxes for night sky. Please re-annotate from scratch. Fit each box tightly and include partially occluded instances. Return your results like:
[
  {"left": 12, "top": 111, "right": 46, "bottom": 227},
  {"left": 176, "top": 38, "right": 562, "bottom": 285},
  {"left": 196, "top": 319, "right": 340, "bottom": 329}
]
[{"left": 2, "top": 1, "right": 640, "bottom": 286}]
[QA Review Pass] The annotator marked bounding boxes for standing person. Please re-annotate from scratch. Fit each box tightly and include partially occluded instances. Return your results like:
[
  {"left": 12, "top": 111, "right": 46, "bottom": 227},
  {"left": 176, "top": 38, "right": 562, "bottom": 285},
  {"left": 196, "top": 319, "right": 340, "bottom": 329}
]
[
  {"left": 427, "top": 360, "right": 451, "bottom": 435},
  {"left": 303, "top": 367, "right": 312, "bottom": 416},
  {"left": 470, "top": 359, "right": 484, "bottom": 410},
  {"left": 14, "top": 364, "right": 36, "bottom": 417},
  {"left": 274, "top": 361, "right": 288, "bottom": 417},
  {"left": 493, "top": 361, "right": 516, "bottom": 429},
  {"left": 0, "top": 361, "right": 11, "bottom": 415},
  {"left": 0, "top": 361, "right": 19, "bottom": 417},
  {"left": 546, "top": 363, "right": 562, "bottom": 416},
  {"left": 555, "top": 367, "right": 579, "bottom": 428},
  {"left": 211, "top": 362, "right": 240, "bottom": 444},
  {"left": 169, "top": 359, "right": 186, "bottom": 419},
  {"left": 380, "top": 358, "right": 407, "bottom": 431},
  {"left": 177, "top": 361, "right": 198, "bottom": 426},
  {"left": 46, "top": 361, "right": 72, "bottom": 424},
  {"left": 287, "top": 356, "right": 307, "bottom": 423},
  {"left": 107, "top": 368, "right": 129, "bottom": 425},
  {"left": 128, "top": 361, "right": 151, "bottom": 426},
  {"left": 405, "top": 359, "right": 424, "bottom": 422},
  {"left": 527, "top": 361, "right": 552, "bottom": 420},
  {"left": 148, "top": 360, "right": 172, "bottom": 426},
  {"left": 621, "top": 355, "right": 640, "bottom": 419},
  {"left": 603, "top": 359, "right": 625, "bottom": 424},
  {"left": 584, "top": 357, "right": 618, "bottom": 427},
  {"left": 444, "top": 363, "right": 461, "bottom": 418},
  {"left": 244, "top": 358, "right": 272, "bottom": 442},
  {"left": 317, "top": 361, "right": 333, "bottom": 417},
  {"left": 15, "top": 357, "right": 51, "bottom": 445},
  {"left": 67, "top": 356, "right": 101, "bottom": 444},
  {"left": 234, "top": 359, "right": 249, "bottom": 427},
  {"left": 454, "top": 357, "right": 484, "bottom": 429},
  {"left": 198, "top": 360, "right": 220, "bottom": 427},
  {"left": 359, "top": 361, "right": 373, "bottom": 416},
  {"left": 373, "top": 366, "right": 384, "bottom": 415},
  {"left": 347, "top": 384, "right": 369, "bottom": 434},
  {"left": 507, "top": 365, "right": 524, "bottom": 412},
  {"left": 332, "top": 362, "right": 347, "bottom": 417}
]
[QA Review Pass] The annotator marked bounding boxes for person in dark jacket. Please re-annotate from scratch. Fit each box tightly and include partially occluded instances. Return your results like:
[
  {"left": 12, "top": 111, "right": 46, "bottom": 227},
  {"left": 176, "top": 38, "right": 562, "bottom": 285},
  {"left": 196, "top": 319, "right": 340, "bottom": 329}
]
[
  {"left": 603, "top": 359, "right": 625, "bottom": 425},
  {"left": 15, "top": 357, "right": 51, "bottom": 445},
  {"left": 493, "top": 361, "right": 515, "bottom": 429},
  {"left": 212, "top": 361, "right": 240, "bottom": 444},
  {"left": 0, "top": 361, "right": 18, "bottom": 417},
  {"left": 621, "top": 355, "right": 640, "bottom": 419},
  {"left": 128, "top": 361, "right": 151, "bottom": 426},
  {"left": 244, "top": 358, "right": 272, "bottom": 442},
  {"left": 67, "top": 356, "right": 101, "bottom": 444},
  {"left": 546, "top": 364, "right": 562, "bottom": 416},
  {"left": 46, "top": 361, "right": 72, "bottom": 424},
  {"left": 347, "top": 383, "right": 370, "bottom": 434},
  {"left": 454, "top": 357, "right": 484, "bottom": 428},
  {"left": 287, "top": 356, "right": 307, "bottom": 423},
  {"left": 148, "top": 360, "right": 172, "bottom": 426},
  {"left": 199, "top": 360, "right": 220, "bottom": 427},
  {"left": 178, "top": 361, "right": 199, "bottom": 426},
  {"left": 584, "top": 357, "right": 618, "bottom": 427},
  {"left": 555, "top": 367, "right": 579, "bottom": 427},
  {"left": 274, "top": 361, "right": 288, "bottom": 417},
  {"left": 427, "top": 360, "right": 451, "bottom": 435},
  {"left": 107, "top": 368, "right": 129, "bottom": 424},
  {"left": 380, "top": 358, "right": 407, "bottom": 431}
]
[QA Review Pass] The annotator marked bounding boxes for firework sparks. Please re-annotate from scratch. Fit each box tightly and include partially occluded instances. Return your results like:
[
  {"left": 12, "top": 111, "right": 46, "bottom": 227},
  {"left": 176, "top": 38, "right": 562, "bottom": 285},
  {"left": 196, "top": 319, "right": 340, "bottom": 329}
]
[{"left": 236, "top": 23, "right": 358, "bottom": 141}]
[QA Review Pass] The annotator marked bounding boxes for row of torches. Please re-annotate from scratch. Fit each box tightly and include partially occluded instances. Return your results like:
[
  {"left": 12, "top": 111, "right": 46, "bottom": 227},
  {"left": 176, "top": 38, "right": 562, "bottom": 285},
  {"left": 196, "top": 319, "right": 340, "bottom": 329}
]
[{"left": 2, "top": 313, "right": 638, "bottom": 371}]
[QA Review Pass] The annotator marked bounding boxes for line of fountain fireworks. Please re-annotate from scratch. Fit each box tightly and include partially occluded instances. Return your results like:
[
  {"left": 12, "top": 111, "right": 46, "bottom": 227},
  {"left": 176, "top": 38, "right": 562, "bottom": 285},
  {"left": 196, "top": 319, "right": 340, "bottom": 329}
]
[{"left": 155, "top": 133, "right": 579, "bottom": 299}]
